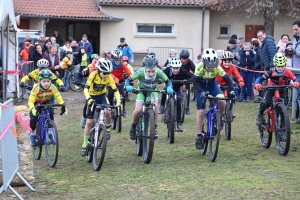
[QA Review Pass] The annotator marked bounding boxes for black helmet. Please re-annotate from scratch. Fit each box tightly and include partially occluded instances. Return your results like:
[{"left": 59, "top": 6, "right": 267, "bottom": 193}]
[
  {"left": 38, "top": 69, "right": 53, "bottom": 80},
  {"left": 148, "top": 51, "right": 156, "bottom": 57},
  {"left": 143, "top": 55, "right": 158, "bottom": 70},
  {"left": 180, "top": 49, "right": 190, "bottom": 59}
]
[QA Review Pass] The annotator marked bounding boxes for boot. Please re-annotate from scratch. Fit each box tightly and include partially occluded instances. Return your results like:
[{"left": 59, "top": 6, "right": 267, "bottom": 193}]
[{"left": 246, "top": 96, "right": 251, "bottom": 103}]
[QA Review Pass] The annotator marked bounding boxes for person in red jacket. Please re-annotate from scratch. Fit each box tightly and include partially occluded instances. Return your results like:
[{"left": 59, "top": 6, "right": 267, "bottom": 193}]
[{"left": 107, "top": 49, "right": 132, "bottom": 117}]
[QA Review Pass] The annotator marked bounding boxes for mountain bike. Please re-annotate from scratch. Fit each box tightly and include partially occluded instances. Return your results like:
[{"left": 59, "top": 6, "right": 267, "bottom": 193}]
[
  {"left": 84, "top": 103, "right": 119, "bottom": 171},
  {"left": 68, "top": 66, "right": 86, "bottom": 92},
  {"left": 133, "top": 88, "right": 164, "bottom": 164},
  {"left": 257, "top": 85, "right": 292, "bottom": 156},
  {"left": 110, "top": 83, "right": 125, "bottom": 133},
  {"left": 33, "top": 104, "right": 65, "bottom": 167},
  {"left": 199, "top": 93, "right": 228, "bottom": 162},
  {"left": 180, "top": 83, "right": 188, "bottom": 123},
  {"left": 220, "top": 85, "right": 235, "bottom": 140}
]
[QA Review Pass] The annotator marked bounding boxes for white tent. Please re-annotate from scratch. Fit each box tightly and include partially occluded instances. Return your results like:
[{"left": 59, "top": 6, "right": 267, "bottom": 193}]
[{"left": 1, "top": 0, "right": 18, "bottom": 101}]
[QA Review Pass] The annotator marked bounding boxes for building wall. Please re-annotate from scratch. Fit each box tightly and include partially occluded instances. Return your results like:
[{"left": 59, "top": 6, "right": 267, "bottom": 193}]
[{"left": 28, "top": 18, "right": 44, "bottom": 32}]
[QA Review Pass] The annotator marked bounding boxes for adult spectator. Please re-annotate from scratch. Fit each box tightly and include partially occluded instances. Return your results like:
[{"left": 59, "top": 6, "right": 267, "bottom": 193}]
[
  {"left": 43, "top": 45, "right": 61, "bottom": 76},
  {"left": 32, "top": 44, "right": 43, "bottom": 67},
  {"left": 227, "top": 38, "right": 240, "bottom": 65},
  {"left": 257, "top": 30, "right": 277, "bottom": 70},
  {"left": 71, "top": 39, "right": 80, "bottom": 73},
  {"left": 77, "top": 34, "right": 93, "bottom": 63},
  {"left": 251, "top": 39, "right": 263, "bottom": 102},
  {"left": 50, "top": 36, "right": 58, "bottom": 47},
  {"left": 237, "top": 37, "right": 246, "bottom": 52},
  {"left": 28, "top": 39, "right": 40, "bottom": 62},
  {"left": 276, "top": 34, "right": 290, "bottom": 53},
  {"left": 53, "top": 30, "right": 64, "bottom": 46},
  {"left": 38, "top": 33, "right": 47, "bottom": 48},
  {"left": 42, "top": 40, "right": 52, "bottom": 54},
  {"left": 117, "top": 37, "right": 134, "bottom": 65},
  {"left": 19, "top": 33, "right": 31, "bottom": 53},
  {"left": 230, "top": 34, "right": 238, "bottom": 41}
]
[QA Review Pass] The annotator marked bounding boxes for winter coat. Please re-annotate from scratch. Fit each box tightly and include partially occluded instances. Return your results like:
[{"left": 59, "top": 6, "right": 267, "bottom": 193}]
[
  {"left": 117, "top": 43, "right": 134, "bottom": 63},
  {"left": 253, "top": 46, "right": 262, "bottom": 70},
  {"left": 228, "top": 45, "right": 240, "bottom": 65},
  {"left": 276, "top": 39, "right": 287, "bottom": 53},
  {"left": 43, "top": 50, "right": 60, "bottom": 73},
  {"left": 261, "top": 35, "right": 277, "bottom": 70},
  {"left": 239, "top": 49, "right": 255, "bottom": 70},
  {"left": 33, "top": 51, "right": 43, "bottom": 67},
  {"left": 292, "top": 35, "right": 300, "bottom": 74}
]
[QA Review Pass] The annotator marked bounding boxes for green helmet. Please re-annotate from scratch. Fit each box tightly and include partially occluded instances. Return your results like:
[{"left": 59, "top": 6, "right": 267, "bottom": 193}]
[
  {"left": 273, "top": 53, "right": 287, "bottom": 67},
  {"left": 38, "top": 69, "right": 53, "bottom": 80},
  {"left": 91, "top": 54, "right": 98, "bottom": 59}
]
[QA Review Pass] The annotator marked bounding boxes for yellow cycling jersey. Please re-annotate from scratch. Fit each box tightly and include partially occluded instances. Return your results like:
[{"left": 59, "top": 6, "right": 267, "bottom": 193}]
[
  {"left": 83, "top": 63, "right": 93, "bottom": 72},
  {"left": 28, "top": 83, "right": 64, "bottom": 109},
  {"left": 194, "top": 62, "right": 226, "bottom": 79},
  {"left": 20, "top": 68, "right": 63, "bottom": 86}
]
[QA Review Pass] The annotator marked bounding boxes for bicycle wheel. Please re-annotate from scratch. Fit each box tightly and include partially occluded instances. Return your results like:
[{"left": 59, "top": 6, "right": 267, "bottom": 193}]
[
  {"left": 116, "top": 112, "right": 122, "bottom": 133},
  {"left": 296, "top": 100, "right": 300, "bottom": 120},
  {"left": 93, "top": 124, "right": 107, "bottom": 171},
  {"left": 136, "top": 116, "right": 143, "bottom": 156},
  {"left": 259, "top": 111, "right": 272, "bottom": 148},
  {"left": 45, "top": 120, "right": 59, "bottom": 167},
  {"left": 200, "top": 116, "right": 208, "bottom": 155},
  {"left": 142, "top": 109, "right": 155, "bottom": 164},
  {"left": 86, "top": 127, "right": 95, "bottom": 163},
  {"left": 68, "top": 73, "right": 84, "bottom": 92},
  {"left": 181, "top": 90, "right": 187, "bottom": 123},
  {"left": 209, "top": 112, "right": 220, "bottom": 162},
  {"left": 275, "top": 103, "right": 290, "bottom": 155},
  {"left": 224, "top": 102, "right": 232, "bottom": 140},
  {"left": 33, "top": 122, "right": 42, "bottom": 160},
  {"left": 167, "top": 98, "right": 175, "bottom": 144}
]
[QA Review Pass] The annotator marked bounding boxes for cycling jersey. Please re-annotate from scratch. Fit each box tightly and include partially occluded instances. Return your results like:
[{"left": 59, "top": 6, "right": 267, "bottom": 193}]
[
  {"left": 256, "top": 68, "right": 298, "bottom": 86},
  {"left": 20, "top": 68, "right": 63, "bottom": 86},
  {"left": 194, "top": 62, "right": 226, "bottom": 79},
  {"left": 60, "top": 56, "right": 72, "bottom": 70},
  {"left": 216, "top": 63, "right": 244, "bottom": 86},
  {"left": 181, "top": 59, "right": 195, "bottom": 73},
  {"left": 163, "top": 67, "right": 193, "bottom": 90},
  {"left": 28, "top": 83, "right": 64, "bottom": 109},
  {"left": 112, "top": 62, "right": 132, "bottom": 81}
]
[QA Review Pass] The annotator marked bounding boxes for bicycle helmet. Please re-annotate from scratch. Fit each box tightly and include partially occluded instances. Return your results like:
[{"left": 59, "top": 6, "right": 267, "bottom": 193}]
[
  {"left": 38, "top": 69, "right": 53, "bottom": 80},
  {"left": 148, "top": 52, "right": 156, "bottom": 57},
  {"left": 122, "top": 56, "right": 129, "bottom": 62},
  {"left": 37, "top": 59, "right": 49, "bottom": 69},
  {"left": 110, "top": 49, "right": 123, "bottom": 61},
  {"left": 143, "top": 55, "right": 158, "bottom": 70},
  {"left": 202, "top": 48, "right": 219, "bottom": 68},
  {"left": 169, "top": 49, "right": 177, "bottom": 55},
  {"left": 91, "top": 54, "right": 98, "bottom": 59},
  {"left": 221, "top": 51, "right": 234, "bottom": 60},
  {"left": 96, "top": 58, "right": 113, "bottom": 73},
  {"left": 273, "top": 53, "right": 287, "bottom": 67},
  {"left": 169, "top": 58, "right": 182, "bottom": 68},
  {"left": 197, "top": 54, "right": 202, "bottom": 60},
  {"left": 179, "top": 49, "right": 190, "bottom": 59}
]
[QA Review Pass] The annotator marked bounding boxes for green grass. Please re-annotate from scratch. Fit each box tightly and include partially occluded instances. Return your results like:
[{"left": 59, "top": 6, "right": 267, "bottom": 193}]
[{"left": 9, "top": 92, "right": 300, "bottom": 200}]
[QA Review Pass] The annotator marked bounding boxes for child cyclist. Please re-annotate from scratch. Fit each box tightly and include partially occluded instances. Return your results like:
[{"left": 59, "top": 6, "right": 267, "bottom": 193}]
[
  {"left": 255, "top": 53, "right": 300, "bottom": 125},
  {"left": 163, "top": 49, "right": 177, "bottom": 69},
  {"left": 20, "top": 58, "right": 65, "bottom": 91},
  {"left": 28, "top": 69, "right": 67, "bottom": 146},
  {"left": 122, "top": 56, "right": 135, "bottom": 101},
  {"left": 80, "top": 58, "right": 121, "bottom": 156},
  {"left": 159, "top": 58, "right": 194, "bottom": 131},
  {"left": 193, "top": 48, "right": 235, "bottom": 149},
  {"left": 125, "top": 55, "right": 174, "bottom": 140}
]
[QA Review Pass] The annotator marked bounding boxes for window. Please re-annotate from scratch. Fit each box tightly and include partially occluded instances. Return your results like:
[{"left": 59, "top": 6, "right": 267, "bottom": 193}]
[
  {"left": 219, "top": 25, "right": 230, "bottom": 37},
  {"left": 136, "top": 24, "right": 174, "bottom": 36}
]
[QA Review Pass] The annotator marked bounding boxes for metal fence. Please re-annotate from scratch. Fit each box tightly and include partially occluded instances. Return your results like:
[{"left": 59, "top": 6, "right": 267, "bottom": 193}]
[
  {"left": 0, "top": 98, "right": 34, "bottom": 199},
  {"left": 18, "top": 61, "right": 35, "bottom": 99}
]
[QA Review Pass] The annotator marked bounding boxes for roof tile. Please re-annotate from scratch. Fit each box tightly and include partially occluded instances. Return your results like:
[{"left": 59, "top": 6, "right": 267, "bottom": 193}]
[{"left": 98, "top": 0, "right": 206, "bottom": 6}]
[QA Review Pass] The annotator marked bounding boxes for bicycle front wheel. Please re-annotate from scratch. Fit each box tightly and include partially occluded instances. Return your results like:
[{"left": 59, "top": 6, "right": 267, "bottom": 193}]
[
  {"left": 224, "top": 102, "right": 232, "bottom": 140},
  {"left": 33, "top": 122, "right": 42, "bottom": 160},
  {"left": 167, "top": 98, "right": 175, "bottom": 144},
  {"left": 136, "top": 116, "right": 143, "bottom": 156},
  {"left": 86, "top": 127, "right": 95, "bottom": 163},
  {"left": 275, "top": 103, "right": 290, "bottom": 155},
  {"left": 142, "top": 109, "right": 155, "bottom": 164},
  {"left": 200, "top": 117, "right": 208, "bottom": 155},
  {"left": 93, "top": 124, "right": 107, "bottom": 171},
  {"left": 116, "top": 113, "right": 122, "bottom": 133},
  {"left": 68, "top": 73, "right": 84, "bottom": 92},
  {"left": 45, "top": 120, "right": 59, "bottom": 167},
  {"left": 209, "top": 112, "right": 220, "bottom": 162},
  {"left": 181, "top": 90, "right": 187, "bottom": 123},
  {"left": 259, "top": 111, "right": 272, "bottom": 148}
]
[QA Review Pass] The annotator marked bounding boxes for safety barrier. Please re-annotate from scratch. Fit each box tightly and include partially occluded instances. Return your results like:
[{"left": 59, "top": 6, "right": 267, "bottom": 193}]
[
  {"left": 0, "top": 99, "right": 34, "bottom": 200},
  {"left": 18, "top": 61, "right": 35, "bottom": 99}
]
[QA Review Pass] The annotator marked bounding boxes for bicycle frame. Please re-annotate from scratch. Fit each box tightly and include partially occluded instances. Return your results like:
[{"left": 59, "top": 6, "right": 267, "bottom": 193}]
[
  {"left": 37, "top": 109, "right": 52, "bottom": 144},
  {"left": 205, "top": 99, "right": 219, "bottom": 139}
]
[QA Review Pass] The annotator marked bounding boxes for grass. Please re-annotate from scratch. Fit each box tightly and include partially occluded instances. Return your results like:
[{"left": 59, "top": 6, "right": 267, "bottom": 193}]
[{"left": 5, "top": 91, "right": 300, "bottom": 200}]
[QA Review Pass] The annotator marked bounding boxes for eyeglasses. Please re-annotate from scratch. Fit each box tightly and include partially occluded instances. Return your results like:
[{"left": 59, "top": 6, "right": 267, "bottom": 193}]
[
  {"left": 257, "top": 34, "right": 263, "bottom": 38},
  {"left": 102, "top": 72, "right": 110, "bottom": 75}
]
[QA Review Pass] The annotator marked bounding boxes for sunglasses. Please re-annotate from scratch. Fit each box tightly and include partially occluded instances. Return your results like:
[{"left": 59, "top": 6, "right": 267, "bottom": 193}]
[{"left": 102, "top": 72, "right": 110, "bottom": 75}]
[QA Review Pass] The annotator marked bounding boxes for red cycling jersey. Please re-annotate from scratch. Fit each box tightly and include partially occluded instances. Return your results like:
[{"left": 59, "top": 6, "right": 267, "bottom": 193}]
[
  {"left": 216, "top": 63, "right": 244, "bottom": 85},
  {"left": 112, "top": 62, "right": 132, "bottom": 81}
]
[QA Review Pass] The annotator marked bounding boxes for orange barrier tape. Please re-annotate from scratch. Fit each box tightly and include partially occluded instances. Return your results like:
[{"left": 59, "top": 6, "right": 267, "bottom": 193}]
[{"left": 10, "top": 126, "right": 18, "bottom": 138}]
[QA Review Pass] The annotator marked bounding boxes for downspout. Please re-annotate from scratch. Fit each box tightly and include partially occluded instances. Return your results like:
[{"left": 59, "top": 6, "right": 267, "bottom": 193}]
[
  {"left": 201, "top": 4, "right": 206, "bottom": 53},
  {"left": 43, "top": 18, "right": 49, "bottom": 34},
  {"left": 1, "top": 21, "right": 4, "bottom": 101}
]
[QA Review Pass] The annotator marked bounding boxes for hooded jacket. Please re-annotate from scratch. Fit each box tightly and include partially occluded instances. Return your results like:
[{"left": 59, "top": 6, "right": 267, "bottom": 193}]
[{"left": 261, "top": 35, "right": 277, "bottom": 70}]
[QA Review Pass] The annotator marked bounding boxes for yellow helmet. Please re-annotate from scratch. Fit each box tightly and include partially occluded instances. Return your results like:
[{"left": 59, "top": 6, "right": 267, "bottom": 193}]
[{"left": 273, "top": 53, "right": 287, "bottom": 67}]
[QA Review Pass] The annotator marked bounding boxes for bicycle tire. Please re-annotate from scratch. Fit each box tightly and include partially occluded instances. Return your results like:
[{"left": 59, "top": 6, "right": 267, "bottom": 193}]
[
  {"left": 33, "top": 122, "right": 42, "bottom": 160},
  {"left": 136, "top": 117, "right": 143, "bottom": 156},
  {"left": 111, "top": 98, "right": 117, "bottom": 130},
  {"left": 168, "top": 98, "right": 175, "bottom": 144},
  {"left": 45, "top": 120, "right": 59, "bottom": 167},
  {"left": 209, "top": 112, "right": 220, "bottom": 162},
  {"left": 143, "top": 109, "right": 155, "bottom": 164},
  {"left": 200, "top": 117, "right": 208, "bottom": 155},
  {"left": 86, "top": 127, "right": 95, "bottom": 163},
  {"left": 224, "top": 102, "right": 232, "bottom": 140},
  {"left": 275, "top": 103, "right": 290, "bottom": 155},
  {"left": 296, "top": 100, "right": 300, "bottom": 120},
  {"left": 68, "top": 73, "right": 84, "bottom": 92},
  {"left": 93, "top": 124, "right": 107, "bottom": 171},
  {"left": 181, "top": 90, "right": 187, "bottom": 123},
  {"left": 259, "top": 110, "right": 272, "bottom": 148},
  {"left": 116, "top": 114, "right": 122, "bottom": 133}
]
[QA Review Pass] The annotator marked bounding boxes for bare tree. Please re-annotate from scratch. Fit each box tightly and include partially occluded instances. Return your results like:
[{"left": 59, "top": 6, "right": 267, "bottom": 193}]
[{"left": 210, "top": 0, "right": 300, "bottom": 35}]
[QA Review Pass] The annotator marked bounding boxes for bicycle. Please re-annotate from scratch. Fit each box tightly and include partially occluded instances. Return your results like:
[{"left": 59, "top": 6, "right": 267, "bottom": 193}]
[
  {"left": 33, "top": 103, "right": 65, "bottom": 167},
  {"left": 199, "top": 93, "right": 228, "bottom": 162},
  {"left": 110, "top": 83, "right": 125, "bottom": 133},
  {"left": 132, "top": 88, "right": 164, "bottom": 164},
  {"left": 257, "top": 85, "right": 292, "bottom": 156},
  {"left": 84, "top": 103, "right": 119, "bottom": 171},
  {"left": 220, "top": 85, "right": 235, "bottom": 140},
  {"left": 180, "top": 83, "right": 188, "bottom": 123},
  {"left": 68, "top": 66, "right": 86, "bottom": 92}
]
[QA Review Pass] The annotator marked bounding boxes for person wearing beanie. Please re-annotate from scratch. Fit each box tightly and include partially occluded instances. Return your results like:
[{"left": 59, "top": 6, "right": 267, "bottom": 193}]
[
  {"left": 231, "top": 34, "right": 238, "bottom": 40},
  {"left": 227, "top": 38, "right": 240, "bottom": 65}
]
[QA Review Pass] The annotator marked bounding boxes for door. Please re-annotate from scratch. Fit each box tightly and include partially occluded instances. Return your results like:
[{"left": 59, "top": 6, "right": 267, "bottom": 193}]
[
  {"left": 245, "top": 25, "right": 265, "bottom": 42},
  {"left": 18, "top": 19, "right": 29, "bottom": 29}
]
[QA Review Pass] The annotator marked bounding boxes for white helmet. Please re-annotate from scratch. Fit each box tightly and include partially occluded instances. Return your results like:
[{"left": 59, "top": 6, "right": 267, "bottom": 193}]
[
  {"left": 202, "top": 48, "right": 219, "bottom": 68},
  {"left": 221, "top": 51, "right": 234, "bottom": 60},
  {"left": 169, "top": 49, "right": 177, "bottom": 55},
  {"left": 110, "top": 49, "right": 123, "bottom": 61},
  {"left": 37, "top": 59, "right": 49, "bottom": 69},
  {"left": 96, "top": 58, "right": 113, "bottom": 73},
  {"left": 169, "top": 58, "right": 182, "bottom": 68}
]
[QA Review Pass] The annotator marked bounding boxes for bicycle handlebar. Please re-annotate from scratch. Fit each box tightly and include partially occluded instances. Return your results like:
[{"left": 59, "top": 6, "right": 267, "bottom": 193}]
[
  {"left": 22, "top": 85, "right": 33, "bottom": 90},
  {"left": 170, "top": 79, "right": 192, "bottom": 84},
  {"left": 132, "top": 88, "right": 165, "bottom": 94},
  {"left": 260, "top": 85, "right": 293, "bottom": 91}
]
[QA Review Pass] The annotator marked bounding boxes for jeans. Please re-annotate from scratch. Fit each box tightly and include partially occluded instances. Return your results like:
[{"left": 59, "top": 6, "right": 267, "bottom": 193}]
[
  {"left": 63, "top": 70, "right": 71, "bottom": 89},
  {"left": 240, "top": 70, "right": 254, "bottom": 100}
]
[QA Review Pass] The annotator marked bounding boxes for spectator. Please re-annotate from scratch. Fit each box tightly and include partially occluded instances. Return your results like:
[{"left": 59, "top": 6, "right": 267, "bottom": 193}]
[
  {"left": 251, "top": 39, "right": 263, "bottom": 103},
  {"left": 50, "top": 36, "right": 58, "bottom": 46},
  {"left": 38, "top": 33, "right": 47, "bottom": 48},
  {"left": 28, "top": 39, "right": 40, "bottom": 62},
  {"left": 78, "top": 47, "right": 88, "bottom": 73},
  {"left": 60, "top": 41, "right": 73, "bottom": 61},
  {"left": 285, "top": 41, "right": 293, "bottom": 67},
  {"left": 19, "top": 42, "right": 31, "bottom": 62},
  {"left": 237, "top": 37, "right": 246, "bottom": 52},
  {"left": 70, "top": 39, "right": 80, "bottom": 73},
  {"left": 227, "top": 38, "right": 240, "bottom": 65},
  {"left": 231, "top": 34, "right": 238, "bottom": 41},
  {"left": 77, "top": 34, "right": 93, "bottom": 63},
  {"left": 33, "top": 44, "right": 43, "bottom": 67},
  {"left": 19, "top": 33, "right": 31, "bottom": 53},
  {"left": 105, "top": 37, "right": 134, "bottom": 65},
  {"left": 43, "top": 45, "right": 61, "bottom": 76},
  {"left": 42, "top": 40, "right": 52, "bottom": 54},
  {"left": 276, "top": 34, "right": 290, "bottom": 53},
  {"left": 257, "top": 30, "right": 277, "bottom": 70},
  {"left": 53, "top": 30, "right": 64, "bottom": 46}
]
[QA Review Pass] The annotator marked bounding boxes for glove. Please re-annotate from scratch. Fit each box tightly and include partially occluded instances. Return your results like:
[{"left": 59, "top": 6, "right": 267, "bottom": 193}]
[
  {"left": 254, "top": 84, "right": 263, "bottom": 90},
  {"left": 58, "top": 86, "right": 66, "bottom": 92},
  {"left": 31, "top": 108, "right": 37, "bottom": 116},
  {"left": 20, "top": 82, "right": 25, "bottom": 88},
  {"left": 126, "top": 85, "right": 133, "bottom": 92},
  {"left": 230, "top": 91, "right": 236, "bottom": 98},
  {"left": 239, "top": 81, "right": 245, "bottom": 87},
  {"left": 60, "top": 106, "right": 68, "bottom": 116},
  {"left": 292, "top": 82, "right": 300, "bottom": 88},
  {"left": 167, "top": 87, "right": 174, "bottom": 95},
  {"left": 291, "top": 48, "right": 297, "bottom": 55},
  {"left": 200, "top": 92, "right": 207, "bottom": 99},
  {"left": 87, "top": 98, "right": 94, "bottom": 106}
]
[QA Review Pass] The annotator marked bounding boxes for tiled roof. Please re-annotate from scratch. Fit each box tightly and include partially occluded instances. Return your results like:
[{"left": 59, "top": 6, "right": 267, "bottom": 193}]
[
  {"left": 13, "top": 0, "right": 118, "bottom": 20},
  {"left": 98, "top": 0, "right": 211, "bottom": 7}
]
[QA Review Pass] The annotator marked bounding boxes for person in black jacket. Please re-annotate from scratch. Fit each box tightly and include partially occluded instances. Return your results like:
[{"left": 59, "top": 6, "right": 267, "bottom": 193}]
[
  {"left": 159, "top": 58, "right": 193, "bottom": 131},
  {"left": 32, "top": 44, "right": 43, "bottom": 68},
  {"left": 53, "top": 30, "right": 64, "bottom": 46},
  {"left": 28, "top": 39, "right": 40, "bottom": 63}
]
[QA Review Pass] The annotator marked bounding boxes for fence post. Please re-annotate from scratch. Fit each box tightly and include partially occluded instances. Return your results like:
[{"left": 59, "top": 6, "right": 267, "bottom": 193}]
[{"left": 0, "top": 98, "right": 35, "bottom": 200}]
